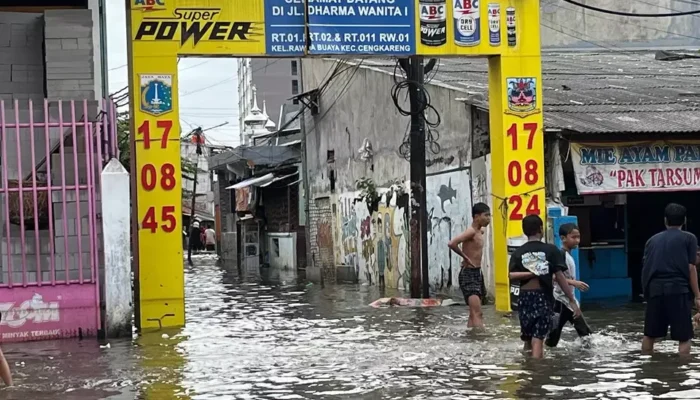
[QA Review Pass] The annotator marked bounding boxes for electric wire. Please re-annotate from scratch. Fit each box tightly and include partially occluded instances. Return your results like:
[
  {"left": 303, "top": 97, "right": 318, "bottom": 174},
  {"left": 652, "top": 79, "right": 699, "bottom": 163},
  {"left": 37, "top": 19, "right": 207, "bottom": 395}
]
[
  {"left": 562, "top": 0, "right": 700, "bottom": 17},
  {"left": 391, "top": 59, "right": 441, "bottom": 161},
  {"left": 543, "top": 0, "right": 700, "bottom": 42}
]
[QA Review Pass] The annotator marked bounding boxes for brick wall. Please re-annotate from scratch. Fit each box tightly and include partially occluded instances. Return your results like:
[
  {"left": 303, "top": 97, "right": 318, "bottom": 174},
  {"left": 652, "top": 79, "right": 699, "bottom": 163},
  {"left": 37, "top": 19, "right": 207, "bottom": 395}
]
[
  {"left": 44, "top": 10, "right": 95, "bottom": 101},
  {"left": 308, "top": 197, "right": 335, "bottom": 283},
  {"left": 0, "top": 12, "right": 44, "bottom": 101},
  {"left": 262, "top": 184, "right": 308, "bottom": 269},
  {"left": 263, "top": 185, "right": 298, "bottom": 233}
]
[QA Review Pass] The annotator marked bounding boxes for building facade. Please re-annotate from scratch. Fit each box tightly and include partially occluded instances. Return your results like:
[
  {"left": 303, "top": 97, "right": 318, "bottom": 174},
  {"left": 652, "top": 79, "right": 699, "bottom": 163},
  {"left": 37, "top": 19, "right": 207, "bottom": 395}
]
[
  {"left": 236, "top": 58, "right": 300, "bottom": 144},
  {"left": 301, "top": 49, "right": 700, "bottom": 302}
]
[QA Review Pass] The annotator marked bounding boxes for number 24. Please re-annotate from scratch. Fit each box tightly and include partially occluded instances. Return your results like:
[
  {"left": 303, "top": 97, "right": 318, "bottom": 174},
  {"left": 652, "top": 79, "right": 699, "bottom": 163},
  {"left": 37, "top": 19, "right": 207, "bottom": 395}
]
[{"left": 509, "top": 194, "right": 540, "bottom": 220}]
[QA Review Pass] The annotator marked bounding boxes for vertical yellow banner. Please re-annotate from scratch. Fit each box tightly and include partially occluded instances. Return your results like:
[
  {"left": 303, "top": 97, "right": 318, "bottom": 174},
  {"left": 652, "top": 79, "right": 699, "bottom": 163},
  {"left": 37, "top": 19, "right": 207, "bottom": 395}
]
[
  {"left": 128, "top": 7, "right": 184, "bottom": 330},
  {"left": 488, "top": 0, "right": 544, "bottom": 312}
]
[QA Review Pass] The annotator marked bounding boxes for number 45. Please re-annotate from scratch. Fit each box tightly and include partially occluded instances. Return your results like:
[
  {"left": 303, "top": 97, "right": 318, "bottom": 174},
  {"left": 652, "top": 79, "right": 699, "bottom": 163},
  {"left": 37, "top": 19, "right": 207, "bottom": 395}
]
[{"left": 141, "top": 206, "right": 176, "bottom": 233}]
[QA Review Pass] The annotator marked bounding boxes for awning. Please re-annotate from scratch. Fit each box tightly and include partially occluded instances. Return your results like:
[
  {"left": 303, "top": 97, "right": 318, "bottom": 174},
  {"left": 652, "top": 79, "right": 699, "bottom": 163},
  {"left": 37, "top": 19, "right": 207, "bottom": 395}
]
[
  {"left": 281, "top": 140, "right": 301, "bottom": 146},
  {"left": 259, "top": 172, "right": 299, "bottom": 187},
  {"left": 225, "top": 173, "right": 275, "bottom": 190}
]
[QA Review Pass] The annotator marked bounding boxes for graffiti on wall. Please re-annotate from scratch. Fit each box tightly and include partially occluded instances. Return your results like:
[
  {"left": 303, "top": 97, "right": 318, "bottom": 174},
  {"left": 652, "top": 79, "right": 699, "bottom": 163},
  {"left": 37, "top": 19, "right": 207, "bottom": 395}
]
[
  {"left": 427, "top": 169, "right": 473, "bottom": 294},
  {"left": 471, "top": 155, "right": 495, "bottom": 298},
  {"left": 336, "top": 191, "right": 409, "bottom": 291}
]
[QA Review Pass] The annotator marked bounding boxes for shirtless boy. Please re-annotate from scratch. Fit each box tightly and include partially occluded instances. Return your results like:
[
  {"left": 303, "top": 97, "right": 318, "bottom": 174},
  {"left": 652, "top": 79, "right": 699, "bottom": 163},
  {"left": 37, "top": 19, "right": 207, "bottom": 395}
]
[{"left": 448, "top": 203, "right": 491, "bottom": 328}]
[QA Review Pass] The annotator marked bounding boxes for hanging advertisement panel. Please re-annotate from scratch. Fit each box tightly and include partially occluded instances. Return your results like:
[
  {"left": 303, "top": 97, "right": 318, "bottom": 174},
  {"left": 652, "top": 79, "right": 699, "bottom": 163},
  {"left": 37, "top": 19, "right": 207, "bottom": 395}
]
[{"left": 570, "top": 141, "right": 700, "bottom": 194}]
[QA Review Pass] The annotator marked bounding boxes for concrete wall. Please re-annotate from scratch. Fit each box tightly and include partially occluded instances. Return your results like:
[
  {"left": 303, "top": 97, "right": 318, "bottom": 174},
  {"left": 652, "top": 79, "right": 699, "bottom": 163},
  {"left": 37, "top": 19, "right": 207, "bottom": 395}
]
[
  {"left": 541, "top": 0, "right": 700, "bottom": 48},
  {"left": 44, "top": 10, "right": 95, "bottom": 101},
  {"left": 216, "top": 171, "right": 238, "bottom": 262},
  {"left": 0, "top": 12, "right": 44, "bottom": 102},
  {"left": 302, "top": 59, "right": 472, "bottom": 295}
]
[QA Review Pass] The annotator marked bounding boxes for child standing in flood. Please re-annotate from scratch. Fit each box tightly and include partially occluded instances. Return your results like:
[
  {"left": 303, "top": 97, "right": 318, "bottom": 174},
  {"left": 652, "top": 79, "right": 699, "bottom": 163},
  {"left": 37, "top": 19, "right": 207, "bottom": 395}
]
[
  {"left": 545, "top": 223, "right": 593, "bottom": 348},
  {"left": 509, "top": 215, "right": 580, "bottom": 358}
]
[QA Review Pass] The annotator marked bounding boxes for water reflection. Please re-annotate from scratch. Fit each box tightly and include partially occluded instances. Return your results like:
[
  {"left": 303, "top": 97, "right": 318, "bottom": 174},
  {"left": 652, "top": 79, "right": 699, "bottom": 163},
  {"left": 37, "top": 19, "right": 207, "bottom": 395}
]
[
  {"left": 1, "top": 255, "right": 700, "bottom": 398},
  {"left": 137, "top": 330, "right": 190, "bottom": 399}
]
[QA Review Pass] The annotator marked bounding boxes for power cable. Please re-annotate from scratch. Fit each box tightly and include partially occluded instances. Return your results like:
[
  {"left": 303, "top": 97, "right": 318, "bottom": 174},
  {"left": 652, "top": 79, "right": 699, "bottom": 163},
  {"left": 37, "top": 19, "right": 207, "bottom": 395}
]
[
  {"left": 562, "top": 0, "right": 700, "bottom": 17},
  {"left": 391, "top": 59, "right": 441, "bottom": 160},
  {"left": 544, "top": 0, "right": 700, "bottom": 41},
  {"left": 540, "top": 20, "right": 644, "bottom": 61}
]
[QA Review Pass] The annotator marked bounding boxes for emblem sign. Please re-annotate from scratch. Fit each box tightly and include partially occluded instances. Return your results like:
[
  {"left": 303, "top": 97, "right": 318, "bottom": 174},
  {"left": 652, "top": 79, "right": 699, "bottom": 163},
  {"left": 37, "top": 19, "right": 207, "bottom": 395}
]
[
  {"left": 505, "top": 77, "right": 540, "bottom": 118},
  {"left": 140, "top": 74, "right": 173, "bottom": 117}
]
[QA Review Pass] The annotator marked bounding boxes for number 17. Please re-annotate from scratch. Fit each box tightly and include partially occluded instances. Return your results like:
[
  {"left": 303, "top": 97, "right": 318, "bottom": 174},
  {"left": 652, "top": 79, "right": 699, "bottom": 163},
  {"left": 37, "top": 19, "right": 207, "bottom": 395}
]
[{"left": 506, "top": 122, "right": 538, "bottom": 151}]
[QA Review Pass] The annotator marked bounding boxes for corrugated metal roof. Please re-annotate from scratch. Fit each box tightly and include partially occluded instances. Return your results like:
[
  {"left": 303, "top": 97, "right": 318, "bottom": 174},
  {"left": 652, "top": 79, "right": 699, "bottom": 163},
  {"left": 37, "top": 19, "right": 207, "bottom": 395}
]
[{"left": 361, "top": 51, "right": 700, "bottom": 134}]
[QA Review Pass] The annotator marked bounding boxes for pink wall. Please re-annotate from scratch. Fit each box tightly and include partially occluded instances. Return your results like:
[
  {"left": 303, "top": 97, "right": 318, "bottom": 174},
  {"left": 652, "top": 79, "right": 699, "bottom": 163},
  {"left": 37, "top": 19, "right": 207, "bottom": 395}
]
[{"left": 0, "top": 284, "right": 98, "bottom": 342}]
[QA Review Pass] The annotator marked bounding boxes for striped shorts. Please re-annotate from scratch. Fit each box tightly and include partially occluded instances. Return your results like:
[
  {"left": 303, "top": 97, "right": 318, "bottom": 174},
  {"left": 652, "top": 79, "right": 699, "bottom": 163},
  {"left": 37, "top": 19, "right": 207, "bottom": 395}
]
[{"left": 459, "top": 267, "right": 485, "bottom": 303}]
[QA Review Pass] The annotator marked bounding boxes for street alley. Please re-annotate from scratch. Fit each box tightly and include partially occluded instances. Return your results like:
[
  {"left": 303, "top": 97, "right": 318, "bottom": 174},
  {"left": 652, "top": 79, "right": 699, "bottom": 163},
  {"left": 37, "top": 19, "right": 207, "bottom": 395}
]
[{"left": 0, "top": 256, "right": 698, "bottom": 399}]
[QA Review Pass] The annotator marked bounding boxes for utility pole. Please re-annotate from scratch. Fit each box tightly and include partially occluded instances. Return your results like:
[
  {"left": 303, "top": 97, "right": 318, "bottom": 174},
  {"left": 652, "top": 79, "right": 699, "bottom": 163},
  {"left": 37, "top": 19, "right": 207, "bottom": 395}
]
[
  {"left": 401, "top": 56, "right": 431, "bottom": 299},
  {"left": 187, "top": 127, "right": 203, "bottom": 265}
]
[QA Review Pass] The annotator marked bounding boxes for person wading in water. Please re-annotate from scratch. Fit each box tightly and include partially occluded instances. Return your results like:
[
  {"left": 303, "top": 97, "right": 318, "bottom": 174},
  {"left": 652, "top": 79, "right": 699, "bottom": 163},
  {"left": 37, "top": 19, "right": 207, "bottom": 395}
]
[
  {"left": 641, "top": 203, "right": 700, "bottom": 355},
  {"left": 448, "top": 203, "right": 491, "bottom": 329},
  {"left": 509, "top": 214, "right": 580, "bottom": 359}
]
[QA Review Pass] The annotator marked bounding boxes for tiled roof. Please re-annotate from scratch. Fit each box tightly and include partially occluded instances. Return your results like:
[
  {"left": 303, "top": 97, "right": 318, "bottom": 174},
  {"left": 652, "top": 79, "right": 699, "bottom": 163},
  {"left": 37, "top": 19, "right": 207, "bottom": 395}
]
[{"left": 361, "top": 51, "right": 700, "bottom": 134}]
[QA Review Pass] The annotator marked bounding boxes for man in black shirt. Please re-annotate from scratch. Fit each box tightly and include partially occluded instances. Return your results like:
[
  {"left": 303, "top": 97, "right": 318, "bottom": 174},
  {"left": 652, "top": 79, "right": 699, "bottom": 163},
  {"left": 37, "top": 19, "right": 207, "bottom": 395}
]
[
  {"left": 641, "top": 203, "right": 700, "bottom": 355},
  {"left": 509, "top": 215, "right": 580, "bottom": 359}
]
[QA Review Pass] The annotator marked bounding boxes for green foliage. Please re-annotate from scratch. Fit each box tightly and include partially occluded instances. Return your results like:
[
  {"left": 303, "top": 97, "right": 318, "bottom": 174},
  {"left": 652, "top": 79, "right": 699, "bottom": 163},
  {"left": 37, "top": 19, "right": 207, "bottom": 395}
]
[{"left": 355, "top": 177, "right": 380, "bottom": 212}]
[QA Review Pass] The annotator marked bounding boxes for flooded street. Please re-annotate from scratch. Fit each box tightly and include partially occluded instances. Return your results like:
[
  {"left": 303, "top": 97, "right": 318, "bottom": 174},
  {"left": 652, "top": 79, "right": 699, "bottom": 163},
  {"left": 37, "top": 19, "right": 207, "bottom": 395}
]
[{"left": 1, "top": 255, "right": 700, "bottom": 399}]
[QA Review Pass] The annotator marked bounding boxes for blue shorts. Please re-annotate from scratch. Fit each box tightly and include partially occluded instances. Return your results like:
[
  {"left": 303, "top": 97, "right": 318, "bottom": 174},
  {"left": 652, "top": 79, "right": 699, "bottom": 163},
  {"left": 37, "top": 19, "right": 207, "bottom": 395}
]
[{"left": 518, "top": 289, "right": 553, "bottom": 341}]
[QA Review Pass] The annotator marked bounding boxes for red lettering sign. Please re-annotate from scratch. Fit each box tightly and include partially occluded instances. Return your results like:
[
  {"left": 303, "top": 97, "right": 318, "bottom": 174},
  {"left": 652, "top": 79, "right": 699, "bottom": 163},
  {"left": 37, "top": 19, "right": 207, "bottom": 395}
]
[
  {"left": 141, "top": 206, "right": 177, "bottom": 233},
  {"left": 137, "top": 120, "right": 173, "bottom": 149}
]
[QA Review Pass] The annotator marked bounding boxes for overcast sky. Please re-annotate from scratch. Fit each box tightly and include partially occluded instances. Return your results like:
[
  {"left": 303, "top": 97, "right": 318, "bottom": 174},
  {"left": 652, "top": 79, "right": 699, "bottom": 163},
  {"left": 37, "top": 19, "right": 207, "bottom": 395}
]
[{"left": 105, "top": 3, "right": 240, "bottom": 147}]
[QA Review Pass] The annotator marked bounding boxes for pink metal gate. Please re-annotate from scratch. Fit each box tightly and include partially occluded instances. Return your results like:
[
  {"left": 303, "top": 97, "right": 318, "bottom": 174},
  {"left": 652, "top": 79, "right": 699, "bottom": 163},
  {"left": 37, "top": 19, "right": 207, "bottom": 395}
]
[{"left": 0, "top": 99, "right": 117, "bottom": 342}]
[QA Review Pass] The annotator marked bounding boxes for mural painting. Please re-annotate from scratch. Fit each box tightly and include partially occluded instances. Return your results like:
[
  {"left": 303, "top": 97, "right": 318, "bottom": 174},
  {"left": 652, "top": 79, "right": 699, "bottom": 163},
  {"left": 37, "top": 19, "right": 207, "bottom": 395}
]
[
  {"left": 426, "top": 169, "right": 474, "bottom": 295},
  {"left": 336, "top": 191, "right": 409, "bottom": 291}
]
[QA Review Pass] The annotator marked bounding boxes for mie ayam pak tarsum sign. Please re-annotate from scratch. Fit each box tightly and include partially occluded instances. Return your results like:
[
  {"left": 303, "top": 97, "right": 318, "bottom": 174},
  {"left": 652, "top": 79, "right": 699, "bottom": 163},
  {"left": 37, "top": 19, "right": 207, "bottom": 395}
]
[{"left": 571, "top": 141, "right": 700, "bottom": 194}]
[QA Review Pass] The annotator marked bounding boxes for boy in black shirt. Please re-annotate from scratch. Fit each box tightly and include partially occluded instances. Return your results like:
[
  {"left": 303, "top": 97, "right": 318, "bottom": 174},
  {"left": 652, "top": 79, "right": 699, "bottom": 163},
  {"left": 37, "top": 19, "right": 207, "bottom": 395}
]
[{"left": 509, "top": 215, "right": 580, "bottom": 358}]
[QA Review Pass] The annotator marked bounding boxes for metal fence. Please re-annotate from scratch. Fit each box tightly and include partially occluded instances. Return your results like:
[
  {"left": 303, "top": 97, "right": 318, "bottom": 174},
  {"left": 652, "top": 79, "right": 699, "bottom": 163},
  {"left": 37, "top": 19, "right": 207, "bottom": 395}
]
[{"left": 0, "top": 99, "right": 116, "bottom": 288}]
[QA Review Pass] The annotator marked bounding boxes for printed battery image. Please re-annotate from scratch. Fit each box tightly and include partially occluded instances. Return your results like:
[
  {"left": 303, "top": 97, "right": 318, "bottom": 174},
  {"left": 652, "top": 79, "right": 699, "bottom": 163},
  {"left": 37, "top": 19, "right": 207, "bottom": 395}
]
[
  {"left": 488, "top": 3, "right": 500, "bottom": 46},
  {"left": 453, "top": 0, "right": 480, "bottom": 46},
  {"left": 506, "top": 7, "right": 516, "bottom": 47},
  {"left": 420, "top": 0, "right": 447, "bottom": 46}
]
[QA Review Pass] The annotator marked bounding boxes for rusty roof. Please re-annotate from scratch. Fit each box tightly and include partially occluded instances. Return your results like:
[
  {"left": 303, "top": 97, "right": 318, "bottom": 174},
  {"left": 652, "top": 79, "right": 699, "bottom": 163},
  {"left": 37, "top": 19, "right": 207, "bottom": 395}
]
[{"left": 361, "top": 51, "right": 700, "bottom": 134}]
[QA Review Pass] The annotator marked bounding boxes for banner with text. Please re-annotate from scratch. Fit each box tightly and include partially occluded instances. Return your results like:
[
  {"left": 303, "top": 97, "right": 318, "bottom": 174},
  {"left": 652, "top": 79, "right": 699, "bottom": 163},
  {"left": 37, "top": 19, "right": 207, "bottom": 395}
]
[
  {"left": 571, "top": 141, "right": 700, "bottom": 194},
  {"left": 130, "top": 0, "right": 522, "bottom": 56}
]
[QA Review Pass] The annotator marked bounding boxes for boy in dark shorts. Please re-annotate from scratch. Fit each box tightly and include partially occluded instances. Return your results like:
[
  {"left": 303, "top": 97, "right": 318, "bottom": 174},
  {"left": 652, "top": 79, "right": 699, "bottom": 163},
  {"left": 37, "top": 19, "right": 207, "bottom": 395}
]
[
  {"left": 641, "top": 203, "right": 700, "bottom": 355},
  {"left": 509, "top": 215, "right": 580, "bottom": 358},
  {"left": 545, "top": 223, "right": 593, "bottom": 347},
  {"left": 448, "top": 203, "right": 491, "bottom": 329}
]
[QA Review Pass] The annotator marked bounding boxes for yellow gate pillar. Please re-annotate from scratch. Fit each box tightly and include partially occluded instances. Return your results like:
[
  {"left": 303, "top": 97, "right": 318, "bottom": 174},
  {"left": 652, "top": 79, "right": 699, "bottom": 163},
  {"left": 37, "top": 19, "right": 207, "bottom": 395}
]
[
  {"left": 127, "top": 5, "right": 184, "bottom": 330},
  {"left": 488, "top": 0, "right": 546, "bottom": 312}
]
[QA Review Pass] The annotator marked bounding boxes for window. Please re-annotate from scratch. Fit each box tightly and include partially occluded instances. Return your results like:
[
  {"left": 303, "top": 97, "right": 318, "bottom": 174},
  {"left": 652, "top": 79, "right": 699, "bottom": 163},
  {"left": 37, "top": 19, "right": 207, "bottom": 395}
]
[
  {"left": 292, "top": 79, "right": 299, "bottom": 95},
  {"left": 291, "top": 60, "right": 298, "bottom": 76},
  {"left": 293, "top": 98, "right": 299, "bottom": 105}
]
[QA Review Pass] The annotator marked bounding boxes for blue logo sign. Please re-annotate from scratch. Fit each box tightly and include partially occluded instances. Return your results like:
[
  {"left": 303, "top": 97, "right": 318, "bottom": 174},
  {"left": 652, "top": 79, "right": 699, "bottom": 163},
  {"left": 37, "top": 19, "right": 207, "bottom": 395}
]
[{"left": 140, "top": 74, "right": 173, "bottom": 117}]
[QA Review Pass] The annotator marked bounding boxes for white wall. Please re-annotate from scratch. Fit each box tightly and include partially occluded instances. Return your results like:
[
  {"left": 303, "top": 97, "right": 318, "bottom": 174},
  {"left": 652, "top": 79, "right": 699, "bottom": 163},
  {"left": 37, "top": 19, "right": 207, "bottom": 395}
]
[{"left": 426, "top": 168, "right": 473, "bottom": 294}]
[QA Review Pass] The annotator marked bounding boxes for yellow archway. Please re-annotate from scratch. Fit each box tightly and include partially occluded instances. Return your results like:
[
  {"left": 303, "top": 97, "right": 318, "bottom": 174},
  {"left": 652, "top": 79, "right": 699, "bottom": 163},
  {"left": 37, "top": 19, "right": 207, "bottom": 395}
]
[{"left": 126, "top": 0, "right": 544, "bottom": 330}]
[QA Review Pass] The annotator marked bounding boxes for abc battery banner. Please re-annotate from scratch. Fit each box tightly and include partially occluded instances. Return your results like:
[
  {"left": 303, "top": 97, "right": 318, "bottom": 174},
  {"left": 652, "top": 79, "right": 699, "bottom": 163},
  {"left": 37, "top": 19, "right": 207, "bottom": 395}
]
[{"left": 130, "top": 0, "right": 521, "bottom": 56}]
